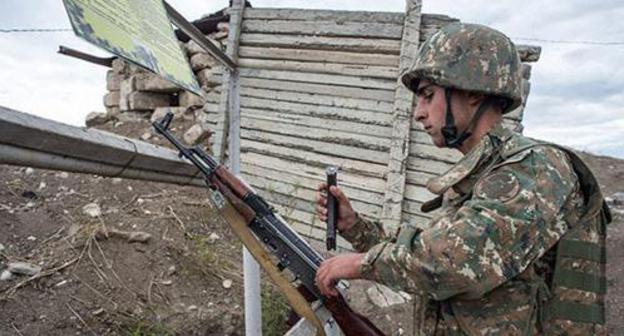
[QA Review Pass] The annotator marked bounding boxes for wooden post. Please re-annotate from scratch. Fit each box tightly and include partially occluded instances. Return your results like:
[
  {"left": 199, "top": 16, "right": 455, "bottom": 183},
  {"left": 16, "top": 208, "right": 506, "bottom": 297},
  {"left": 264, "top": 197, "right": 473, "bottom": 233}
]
[
  {"left": 380, "top": 0, "right": 422, "bottom": 229},
  {"left": 213, "top": 0, "right": 244, "bottom": 163}
]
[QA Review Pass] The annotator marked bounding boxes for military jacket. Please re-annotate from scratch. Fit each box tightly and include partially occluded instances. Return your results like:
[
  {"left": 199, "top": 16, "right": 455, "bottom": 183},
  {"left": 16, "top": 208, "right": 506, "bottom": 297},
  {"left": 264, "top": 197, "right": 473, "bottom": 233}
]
[{"left": 341, "top": 123, "right": 608, "bottom": 335}]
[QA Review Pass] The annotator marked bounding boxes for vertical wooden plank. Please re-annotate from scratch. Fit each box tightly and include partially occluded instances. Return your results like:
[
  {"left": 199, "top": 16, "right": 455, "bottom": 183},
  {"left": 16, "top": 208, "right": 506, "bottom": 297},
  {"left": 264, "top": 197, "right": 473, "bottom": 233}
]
[
  {"left": 213, "top": 0, "right": 244, "bottom": 163},
  {"left": 380, "top": 0, "right": 422, "bottom": 229}
]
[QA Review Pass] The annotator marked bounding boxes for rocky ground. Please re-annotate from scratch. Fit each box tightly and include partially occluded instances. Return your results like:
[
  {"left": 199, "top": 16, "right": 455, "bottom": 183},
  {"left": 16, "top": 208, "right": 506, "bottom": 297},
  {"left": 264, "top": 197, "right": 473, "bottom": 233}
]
[{"left": 0, "top": 116, "right": 622, "bottom": 335}]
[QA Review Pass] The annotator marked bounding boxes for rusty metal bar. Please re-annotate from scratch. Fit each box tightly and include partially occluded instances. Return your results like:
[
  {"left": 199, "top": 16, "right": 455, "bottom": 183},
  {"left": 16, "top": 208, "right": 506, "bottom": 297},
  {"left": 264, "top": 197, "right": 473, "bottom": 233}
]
[{"left": 57, "top": 45, "right": 116, "bottom": 67}]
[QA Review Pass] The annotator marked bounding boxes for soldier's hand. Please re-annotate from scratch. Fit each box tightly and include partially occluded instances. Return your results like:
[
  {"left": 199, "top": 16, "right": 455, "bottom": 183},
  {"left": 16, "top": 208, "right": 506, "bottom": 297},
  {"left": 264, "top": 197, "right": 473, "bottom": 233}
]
[
  {"left": 315, "top": 253, "right": 365, "bottom": 297},
  {"left": 315, "top": 182, "right": 357, "bottom": 233}
]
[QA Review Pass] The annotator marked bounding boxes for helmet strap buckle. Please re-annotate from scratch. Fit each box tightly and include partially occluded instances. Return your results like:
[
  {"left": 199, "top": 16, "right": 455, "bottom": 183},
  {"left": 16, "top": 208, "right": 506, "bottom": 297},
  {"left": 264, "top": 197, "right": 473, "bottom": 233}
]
[
  {"left": 442, "top": 88, "right": 468, "bottom": 148},
  {"left": 441, "top": 88, "right": 495, "bottom": 149}
]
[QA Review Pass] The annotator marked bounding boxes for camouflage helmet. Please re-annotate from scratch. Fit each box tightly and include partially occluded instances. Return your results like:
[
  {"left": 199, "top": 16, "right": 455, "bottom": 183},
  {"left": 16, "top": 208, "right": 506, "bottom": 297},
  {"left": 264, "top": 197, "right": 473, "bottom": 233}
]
[{"left": 401, "top": 23, "right": 522, "bottom": 113}]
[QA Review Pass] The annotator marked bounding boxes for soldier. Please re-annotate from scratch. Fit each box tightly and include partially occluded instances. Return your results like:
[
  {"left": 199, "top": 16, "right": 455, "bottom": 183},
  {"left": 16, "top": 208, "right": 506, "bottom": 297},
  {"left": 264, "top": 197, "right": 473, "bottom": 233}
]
[{"left": 314, "top": 23, "right": 610, "bottom": 335}]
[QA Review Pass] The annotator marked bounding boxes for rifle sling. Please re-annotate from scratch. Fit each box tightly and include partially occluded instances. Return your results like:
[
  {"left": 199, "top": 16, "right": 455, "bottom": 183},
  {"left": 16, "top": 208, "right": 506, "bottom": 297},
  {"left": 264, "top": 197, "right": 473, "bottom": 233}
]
[{"left": 209, "top": 189, "right": 326, "bottom": 336}]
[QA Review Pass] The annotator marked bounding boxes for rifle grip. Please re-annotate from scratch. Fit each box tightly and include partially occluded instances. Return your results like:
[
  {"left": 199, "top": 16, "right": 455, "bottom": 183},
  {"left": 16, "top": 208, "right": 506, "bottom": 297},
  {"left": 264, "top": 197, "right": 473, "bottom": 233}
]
[{"left": 326, "top": 166, "right": 338, "bottom": 251}]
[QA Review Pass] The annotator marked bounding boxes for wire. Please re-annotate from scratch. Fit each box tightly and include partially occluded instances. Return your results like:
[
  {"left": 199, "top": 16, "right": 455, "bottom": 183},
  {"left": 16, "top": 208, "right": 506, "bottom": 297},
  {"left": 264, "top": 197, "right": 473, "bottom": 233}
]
[
  {"left": 512, "top": 37, "right": 624, "bottom": 46},
  {"left": 1, "top": 27, "right": 624, "bottom": 46},
  {"left": 0, "top": 28, "right": 73, "bottom": 33}
]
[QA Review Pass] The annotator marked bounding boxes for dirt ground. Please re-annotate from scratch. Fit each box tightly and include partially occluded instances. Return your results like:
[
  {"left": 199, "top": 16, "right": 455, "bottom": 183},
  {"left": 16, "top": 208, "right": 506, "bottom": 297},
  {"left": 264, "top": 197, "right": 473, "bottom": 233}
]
[{"left": 0, "top": 117, "right": 622, "bottom": 335}]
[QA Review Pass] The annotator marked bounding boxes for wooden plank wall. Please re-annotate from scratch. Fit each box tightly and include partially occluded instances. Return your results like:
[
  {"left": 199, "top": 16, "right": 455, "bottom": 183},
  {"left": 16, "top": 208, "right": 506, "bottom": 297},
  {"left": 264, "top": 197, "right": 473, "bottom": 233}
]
[
  {"left": 202, "top": 8, "right": 535, "bottom": 248},
  {"left": 235, "top": 8, "right": 406, "bottom": 247}
]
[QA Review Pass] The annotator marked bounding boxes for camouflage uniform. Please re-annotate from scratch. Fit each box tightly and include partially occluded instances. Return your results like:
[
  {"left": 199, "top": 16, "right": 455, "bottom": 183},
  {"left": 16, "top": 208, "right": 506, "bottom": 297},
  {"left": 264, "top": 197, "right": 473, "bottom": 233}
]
[{"left": 340, "top": 23, "right": 610, "bottom": 335}]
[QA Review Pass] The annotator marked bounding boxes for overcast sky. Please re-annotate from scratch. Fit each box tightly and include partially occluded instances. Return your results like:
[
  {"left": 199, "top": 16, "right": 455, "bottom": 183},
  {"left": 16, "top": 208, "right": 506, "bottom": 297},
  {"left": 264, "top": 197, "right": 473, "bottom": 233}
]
[{"left": 1, "top": 0, "right": 623, "bottom": 159}]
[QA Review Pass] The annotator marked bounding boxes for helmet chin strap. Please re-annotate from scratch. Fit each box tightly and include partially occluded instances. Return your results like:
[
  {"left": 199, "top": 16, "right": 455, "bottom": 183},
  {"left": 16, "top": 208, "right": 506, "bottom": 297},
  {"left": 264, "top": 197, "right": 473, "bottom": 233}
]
[{"left": 441, "top": 87, "right": 496, "bottom": 149}]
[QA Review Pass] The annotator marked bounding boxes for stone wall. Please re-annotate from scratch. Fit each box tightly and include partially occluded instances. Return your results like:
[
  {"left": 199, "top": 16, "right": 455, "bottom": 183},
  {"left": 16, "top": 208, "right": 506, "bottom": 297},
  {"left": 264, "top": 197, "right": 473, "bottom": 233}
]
[{"left": 92, "top": 21, "right": 229, "bottom": 148}]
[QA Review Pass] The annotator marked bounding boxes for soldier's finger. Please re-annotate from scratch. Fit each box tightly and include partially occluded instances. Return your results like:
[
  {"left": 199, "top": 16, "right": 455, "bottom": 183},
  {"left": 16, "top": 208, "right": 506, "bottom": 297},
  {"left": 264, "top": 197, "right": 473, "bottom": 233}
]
[
  {"left": 316, "top": 194, "right": 327, "bottom": 206},
  {"left": 329, "top": 186, "right": 348, "bottom": 204},
  {"left": 315, "top": 206, "right": 328, "bottom": 219},
  {"left": 315, "top": 265, "right": 328, "bottom": 294}
]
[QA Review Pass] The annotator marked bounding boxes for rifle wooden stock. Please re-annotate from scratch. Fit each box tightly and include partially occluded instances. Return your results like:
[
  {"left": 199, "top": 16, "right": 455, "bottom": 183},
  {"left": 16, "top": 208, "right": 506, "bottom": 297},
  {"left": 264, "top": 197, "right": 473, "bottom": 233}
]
[
  {"left": 298, "top": 286, "right": 385, "bottom": 336},
  {"left": 325, "top": 295, "right": 385, "bottom": 336},
  {"left": 210, "top": 176, "right": 255, "bottom": 223},
  {"left": 213, "top": 166, "right": 250, "bottom": 199}
]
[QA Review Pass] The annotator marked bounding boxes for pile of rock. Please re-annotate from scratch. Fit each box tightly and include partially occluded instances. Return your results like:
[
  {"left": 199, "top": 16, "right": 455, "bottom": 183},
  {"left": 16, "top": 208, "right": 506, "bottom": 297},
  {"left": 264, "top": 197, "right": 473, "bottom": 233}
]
[{"left": 89, "top": 21, "right": 230, "bottom": 149}]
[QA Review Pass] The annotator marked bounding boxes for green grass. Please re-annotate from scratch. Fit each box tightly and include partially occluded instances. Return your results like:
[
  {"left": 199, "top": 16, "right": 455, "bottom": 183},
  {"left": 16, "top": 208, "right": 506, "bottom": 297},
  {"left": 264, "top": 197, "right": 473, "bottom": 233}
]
[
  {"left": 262, "top": 284, "right": 291, "bottom": 336},
  {"left": 124, "top": 320, "right": 173, "bottom": 336}
]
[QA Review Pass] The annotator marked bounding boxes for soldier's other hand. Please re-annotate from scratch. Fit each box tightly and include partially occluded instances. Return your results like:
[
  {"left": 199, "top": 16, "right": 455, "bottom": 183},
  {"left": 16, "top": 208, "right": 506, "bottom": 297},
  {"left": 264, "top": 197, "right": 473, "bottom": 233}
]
[
  {"left": 315, "top": 253, "right": 365, "bottom": 297},
  {"left": 315, "top": 182, "right": 357, "bottom": 233}
]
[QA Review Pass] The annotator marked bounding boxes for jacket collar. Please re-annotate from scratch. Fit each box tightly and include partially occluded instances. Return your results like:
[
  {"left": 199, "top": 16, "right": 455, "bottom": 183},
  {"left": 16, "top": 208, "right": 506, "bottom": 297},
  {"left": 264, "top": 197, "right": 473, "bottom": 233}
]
[{"left": 426, "top": 123, "right": 514, "bottom": 196}]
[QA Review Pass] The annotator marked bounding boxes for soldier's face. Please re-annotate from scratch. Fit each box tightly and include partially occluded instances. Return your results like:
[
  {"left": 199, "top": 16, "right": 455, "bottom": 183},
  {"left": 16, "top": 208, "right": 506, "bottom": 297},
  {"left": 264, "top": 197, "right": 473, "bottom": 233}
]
[{"left": 413, "top": 80, "right": 448, "bottom": 147}]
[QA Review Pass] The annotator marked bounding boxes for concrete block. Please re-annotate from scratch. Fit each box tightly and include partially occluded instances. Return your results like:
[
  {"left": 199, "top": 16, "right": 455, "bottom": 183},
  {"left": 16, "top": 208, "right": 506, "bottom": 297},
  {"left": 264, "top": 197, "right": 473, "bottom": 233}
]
[
  {"left": 197, "top": 68, "right": 221, "bottom": 88},
  {"left": 127, "top": 91, "right": 171, "bottom": 110},
  {"left": 151, "top": 106, "right": 190, "bottom": 123},
  {"left": 86, "top": 111, "right": 114, "bottom": 127},
  {"left": 103, "top": 91, "right": 120, "bottom": 107},
  {"left": 119, "top": 77, "right": 136, "bottom": 111},
  {"left": 134, "top": 73, "right": 182, "bottom": 93},
  {"left": 106, "top": 70, "right": 123, "bottom": 91},
  {"left": 185, "top": 37, "right": 221, "bottom": 56},
  {"left": 190, "top": 53, "right": 218, "bottom": 71},
  {"left": 179, "top": 90, "right": 205, "bottom": 108},
  {"left": 183, "top": 123, "right": 212, "bottom": 145}
]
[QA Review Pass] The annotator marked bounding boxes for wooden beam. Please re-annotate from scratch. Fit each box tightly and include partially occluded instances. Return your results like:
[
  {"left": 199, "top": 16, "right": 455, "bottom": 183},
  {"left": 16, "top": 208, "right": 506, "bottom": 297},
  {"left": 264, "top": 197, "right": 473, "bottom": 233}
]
[
  {"left": 243, "top": 8, "right": 405, "bottom": 25},
  {"left": 238, "top": 97, "right": 393, "bottom": 126},
  {"left": 239, "top": 58, "right": 398, "bottom": 79},
  {"left": 516, "top": 45, "right": 542, "bottom": 62},
  {"left": 407, "top": 156, "right": 453, "bottom": 175},
  {"left": 240, "top": 33, "right": 401, "bottom": 55},
  {"left": 0, "top": 106, "right": 203, "bottom": 185},
  {"left": 238, "top": 68, "right": 397, "bottom": 90},
  {"left": 241, "top": 128, "right": 389, "bottom": 165},
  {"left": 236, "top": 116, "right": 390, "bottom": 152},
  {"left": 240, "top": 152, "right": 387, "bottom": 193},
  {"left": 238, "top": 109, "right": 393, "bottom": 140},
  {"left": 238, "top": 46, "right": 400, "bottom": 67},
  {"left": 406, "top": 170, "right": 437, "bottom": 187},
  {"left": 241, "top": 139, "right": 387, "bottom": 178},
  {"left": 241, "top": 162, "right": 385, "bottom": 205},
  {"left": 242, "top": 19, "right": 403, "bottom": 40},
  {"left": 380, "top": 0, "right": 422, "bottom": 229},
  {"left": 239, "top": 87, "right": 395, "bottom": 114},
  {"left": 213, "top": 0, "right": 245, "bottom": 162},
  {"left": 239, "top": 77, "right": 395, "bottom": 102},
  {"left": 409, "top": 143, "right": 462, "bottom": 164}
]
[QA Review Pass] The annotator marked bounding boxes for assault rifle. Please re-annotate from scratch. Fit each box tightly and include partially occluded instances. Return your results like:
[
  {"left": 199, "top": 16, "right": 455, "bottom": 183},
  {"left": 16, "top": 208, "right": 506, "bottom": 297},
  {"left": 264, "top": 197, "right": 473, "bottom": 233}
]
[{"left": 153, "top": 113, "right": 384, "bottom": 336}]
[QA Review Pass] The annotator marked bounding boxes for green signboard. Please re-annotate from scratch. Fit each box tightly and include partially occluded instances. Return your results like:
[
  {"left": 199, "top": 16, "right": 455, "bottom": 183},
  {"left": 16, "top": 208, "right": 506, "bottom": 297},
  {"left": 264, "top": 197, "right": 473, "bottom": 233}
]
[{"left": 63, "top": 0, "right": 201, "bottom": 95}]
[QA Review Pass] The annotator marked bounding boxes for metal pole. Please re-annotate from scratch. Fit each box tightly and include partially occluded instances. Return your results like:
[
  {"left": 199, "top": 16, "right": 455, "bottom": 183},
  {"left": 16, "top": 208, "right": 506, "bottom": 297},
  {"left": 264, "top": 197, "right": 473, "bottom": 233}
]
[
  {"left": 230, "top": 71, "right": 262, "bottom": 336},
  {"left": 220, "top": 0, "right": 261, "bottom": 333}
]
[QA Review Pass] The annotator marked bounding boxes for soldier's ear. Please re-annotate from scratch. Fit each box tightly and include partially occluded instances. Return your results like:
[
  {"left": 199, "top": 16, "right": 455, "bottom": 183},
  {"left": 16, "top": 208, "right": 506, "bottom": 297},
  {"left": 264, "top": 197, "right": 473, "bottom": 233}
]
[{"left": 467, "top": 92, "right": 487, "bottom": 107}]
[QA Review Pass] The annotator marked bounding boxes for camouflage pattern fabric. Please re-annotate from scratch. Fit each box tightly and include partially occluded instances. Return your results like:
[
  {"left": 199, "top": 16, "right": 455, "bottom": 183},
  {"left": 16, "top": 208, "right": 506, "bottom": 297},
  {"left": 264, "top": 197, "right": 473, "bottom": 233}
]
[
  {"left": 342, "top": 123, "right": 608, "bottom": 335},
  {"left": 400, "top": 23, "right": 523, "bottom": 113}
]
